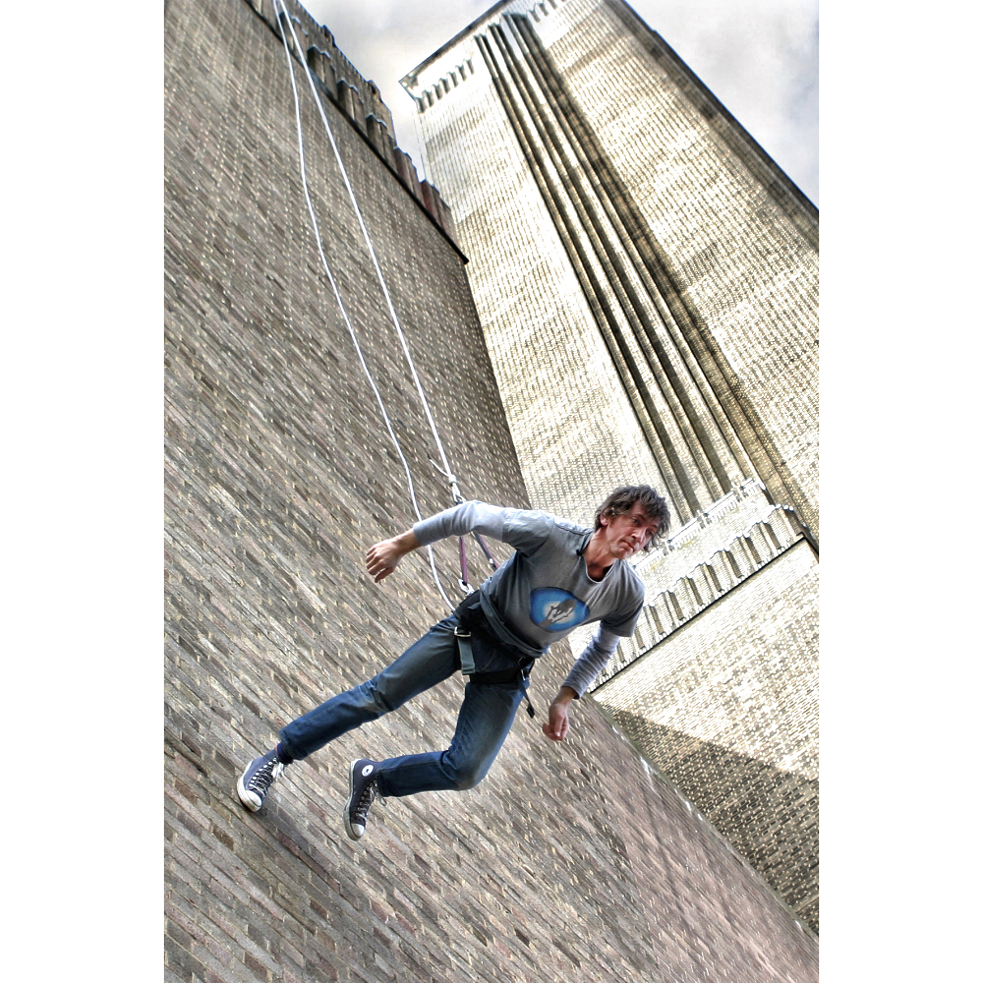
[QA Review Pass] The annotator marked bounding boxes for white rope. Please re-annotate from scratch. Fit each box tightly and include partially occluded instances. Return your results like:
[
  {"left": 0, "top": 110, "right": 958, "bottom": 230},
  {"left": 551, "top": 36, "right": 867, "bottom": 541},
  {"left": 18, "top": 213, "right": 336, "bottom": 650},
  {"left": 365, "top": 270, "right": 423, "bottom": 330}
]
[
  {"left": 272, "top": 0, "right": 454, "bottom": 610},
  {"left": 277, "top": 3, "right": 456, "bottom": 483}
]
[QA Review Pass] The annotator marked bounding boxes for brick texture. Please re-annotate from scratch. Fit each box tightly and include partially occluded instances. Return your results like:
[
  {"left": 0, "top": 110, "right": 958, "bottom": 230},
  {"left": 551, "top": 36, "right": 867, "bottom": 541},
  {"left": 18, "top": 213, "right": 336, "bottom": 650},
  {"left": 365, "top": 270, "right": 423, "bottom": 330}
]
[
  {"left": 404, "top": 0, "right": 818, "bottom": 539},
  {"left": 593, "top": 540, "right": 820, "bottom": 929},
  {"left": 165, "top": 0, "right": 818, "bottom": 979},
  {"left": 403, "top": 0, "right": 819, "bottom": 933}
]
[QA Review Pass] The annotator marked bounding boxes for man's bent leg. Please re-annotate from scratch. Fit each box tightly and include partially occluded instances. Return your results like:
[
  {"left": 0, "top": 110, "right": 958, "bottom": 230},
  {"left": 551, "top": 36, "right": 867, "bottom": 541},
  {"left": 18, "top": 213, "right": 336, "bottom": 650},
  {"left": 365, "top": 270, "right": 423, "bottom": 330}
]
[
  {"left": 278, "top": 617, "right": 459, "bottom": 761},
  {"left": 374, "top": 678, "right": 526, "bottom": 797}
]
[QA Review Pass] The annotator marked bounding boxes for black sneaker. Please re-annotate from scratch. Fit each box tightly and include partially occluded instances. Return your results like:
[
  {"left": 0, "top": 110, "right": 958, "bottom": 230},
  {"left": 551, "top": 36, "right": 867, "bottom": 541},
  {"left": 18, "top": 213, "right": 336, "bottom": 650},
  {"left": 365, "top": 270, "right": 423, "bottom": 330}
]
[
  {"left": 345, "top": 759, "right": 380, "bottom": 840},
  {"left": 236, "top": 748, "right": 285, "bottom": 812}
]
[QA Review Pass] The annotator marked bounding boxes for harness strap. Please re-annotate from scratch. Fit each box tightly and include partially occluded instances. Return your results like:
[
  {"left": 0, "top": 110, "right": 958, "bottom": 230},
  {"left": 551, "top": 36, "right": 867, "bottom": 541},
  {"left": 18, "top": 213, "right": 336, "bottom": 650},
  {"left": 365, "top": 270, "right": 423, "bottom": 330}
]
[
  {"left": 468, "top": 667, "right": 528, "bottom": 685},
  {"left": 453, "top": 625, "right": 477, "bottom": 676},
  {"left": 471, "top": 530, "right": 499, "bottom": 571},
  {"left": 454, "top": 626, "right": 536, "bottom": 718},
  {"left": 457, "top": 536, "right": 474, "bottom": 595},
  {"left": 470, "top": 660, "right": 536, "bottom": 718}
]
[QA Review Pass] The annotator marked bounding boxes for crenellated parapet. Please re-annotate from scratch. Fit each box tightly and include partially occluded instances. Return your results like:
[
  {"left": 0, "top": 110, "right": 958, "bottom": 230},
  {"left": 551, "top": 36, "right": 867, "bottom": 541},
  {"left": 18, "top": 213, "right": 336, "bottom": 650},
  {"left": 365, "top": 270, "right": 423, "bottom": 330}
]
[
  {"left": 402, "top": 0, "right": 568, "bottom": 112},
  {"left": 590, "top": 501, "right": 810, "bottom": 689},
  {"left": 400, "top": 0, "right": 818, "bottom": 930},
  {"left": 243, "top": 0, "right": 458, "bottom": 242},
  {"left": 166, "top": 0, "right": 821, "bottom": 960}
]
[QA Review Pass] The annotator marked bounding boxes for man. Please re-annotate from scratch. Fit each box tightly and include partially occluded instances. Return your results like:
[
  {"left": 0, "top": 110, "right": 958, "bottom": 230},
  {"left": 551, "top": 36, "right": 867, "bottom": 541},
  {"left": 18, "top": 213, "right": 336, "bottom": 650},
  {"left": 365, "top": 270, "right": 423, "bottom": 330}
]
[{"left": 236, "top": 485, "right": 670, "bottom": 839}]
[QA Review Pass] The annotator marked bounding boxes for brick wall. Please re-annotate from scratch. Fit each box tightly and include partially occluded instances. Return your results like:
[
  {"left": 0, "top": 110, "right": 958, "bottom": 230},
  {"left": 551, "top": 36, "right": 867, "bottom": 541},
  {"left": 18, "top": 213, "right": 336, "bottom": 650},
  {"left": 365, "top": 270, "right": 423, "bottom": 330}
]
[
  {"left": 404, "top": 0, "right": 818, "bottom": 541},
  {"left": 594, "top": 541, "right": 820, "bottom": 930},
  {"left": 403, "top": 0, "right": 820, "bottom": 935},
  {"left": 165, "top": 0, "right": 818, "bottom": 979}
]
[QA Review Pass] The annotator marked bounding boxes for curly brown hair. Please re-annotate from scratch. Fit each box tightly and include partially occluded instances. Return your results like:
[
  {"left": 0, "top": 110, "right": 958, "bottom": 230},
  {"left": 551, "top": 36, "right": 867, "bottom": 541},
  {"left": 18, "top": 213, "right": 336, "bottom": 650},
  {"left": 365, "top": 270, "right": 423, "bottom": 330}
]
[{"left": 593, "top": 485, "right": 671, "bottom": 550}]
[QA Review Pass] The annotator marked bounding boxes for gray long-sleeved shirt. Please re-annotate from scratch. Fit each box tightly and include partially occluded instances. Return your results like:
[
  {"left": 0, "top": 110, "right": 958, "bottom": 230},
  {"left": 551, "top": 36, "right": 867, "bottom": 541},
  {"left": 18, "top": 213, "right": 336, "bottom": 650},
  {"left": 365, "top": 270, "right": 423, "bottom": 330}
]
[{"left": 413, "top": 501, "right": 644, "bottom": 697}]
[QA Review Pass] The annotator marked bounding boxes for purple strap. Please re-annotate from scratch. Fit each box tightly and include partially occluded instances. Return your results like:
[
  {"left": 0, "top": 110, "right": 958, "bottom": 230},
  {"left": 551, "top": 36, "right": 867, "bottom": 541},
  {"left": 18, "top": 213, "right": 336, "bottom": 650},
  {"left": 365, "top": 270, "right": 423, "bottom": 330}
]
[
  {"left": 458, "top": 535, "right": 470, "bottom": 588},
  {"left": 472, "top": 531, "right": 499, "bottom": 571},
  {"left": 458, "top": 531, "right": 499, "bottom": 592}
]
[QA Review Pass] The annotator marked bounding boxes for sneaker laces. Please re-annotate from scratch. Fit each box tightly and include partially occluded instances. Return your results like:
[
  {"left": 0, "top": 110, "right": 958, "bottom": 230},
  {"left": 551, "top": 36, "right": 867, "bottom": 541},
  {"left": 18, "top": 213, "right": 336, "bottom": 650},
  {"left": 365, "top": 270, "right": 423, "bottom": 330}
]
[
  {"left": 249, "top": 758, "right": 283, "bottom": 796},
  {"left": 352, "top": 779, "right": 377, "bottom": 826}
]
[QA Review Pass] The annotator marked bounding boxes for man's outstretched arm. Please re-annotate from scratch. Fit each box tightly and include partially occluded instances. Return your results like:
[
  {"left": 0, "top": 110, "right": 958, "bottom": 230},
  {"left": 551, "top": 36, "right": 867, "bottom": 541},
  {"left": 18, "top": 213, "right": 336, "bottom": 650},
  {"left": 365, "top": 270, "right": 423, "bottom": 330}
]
[{"left": 366, "top": 501, "right": 509, "bottom": 583}]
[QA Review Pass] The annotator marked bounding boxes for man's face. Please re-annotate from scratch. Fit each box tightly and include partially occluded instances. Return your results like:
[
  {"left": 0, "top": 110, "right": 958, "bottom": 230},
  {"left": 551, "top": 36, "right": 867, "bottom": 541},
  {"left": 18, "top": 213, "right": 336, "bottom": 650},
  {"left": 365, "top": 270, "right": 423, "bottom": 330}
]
[{"left": 597, "top": 503, "right": 662, "bottom": 559}]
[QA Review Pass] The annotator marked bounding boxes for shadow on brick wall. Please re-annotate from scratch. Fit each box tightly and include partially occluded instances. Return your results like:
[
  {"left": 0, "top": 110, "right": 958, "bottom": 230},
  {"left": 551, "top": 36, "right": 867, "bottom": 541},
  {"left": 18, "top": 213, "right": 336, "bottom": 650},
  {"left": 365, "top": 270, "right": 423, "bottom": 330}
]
[{"left": 600, "top": 707, "right": 819, "bottom": 932}]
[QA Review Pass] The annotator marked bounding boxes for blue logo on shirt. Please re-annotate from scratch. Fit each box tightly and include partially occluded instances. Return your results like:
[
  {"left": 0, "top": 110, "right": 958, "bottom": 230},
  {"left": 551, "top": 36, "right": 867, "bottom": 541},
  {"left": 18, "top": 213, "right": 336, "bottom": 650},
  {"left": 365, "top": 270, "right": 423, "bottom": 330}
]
[{"left": 531, "top": 588, "right": 589, "bottom": 632}]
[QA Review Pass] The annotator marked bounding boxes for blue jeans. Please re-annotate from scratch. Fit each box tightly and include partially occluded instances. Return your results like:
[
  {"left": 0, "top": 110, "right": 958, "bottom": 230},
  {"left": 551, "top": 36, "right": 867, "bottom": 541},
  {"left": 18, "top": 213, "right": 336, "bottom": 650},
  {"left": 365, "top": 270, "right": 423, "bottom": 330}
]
[{"left": 278, "top": 615, "right": 530, "bottom": 798}]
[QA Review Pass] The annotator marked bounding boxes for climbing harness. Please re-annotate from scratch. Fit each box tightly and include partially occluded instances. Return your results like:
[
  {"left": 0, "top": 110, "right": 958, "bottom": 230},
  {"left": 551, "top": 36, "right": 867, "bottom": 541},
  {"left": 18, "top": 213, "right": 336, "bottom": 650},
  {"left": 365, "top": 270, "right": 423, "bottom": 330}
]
[
  {"left": 273, "top": 1, "right": 495, "bottom": 609},
  {"left": 452, "top": 590, "right": 538, "bottom": 718}
]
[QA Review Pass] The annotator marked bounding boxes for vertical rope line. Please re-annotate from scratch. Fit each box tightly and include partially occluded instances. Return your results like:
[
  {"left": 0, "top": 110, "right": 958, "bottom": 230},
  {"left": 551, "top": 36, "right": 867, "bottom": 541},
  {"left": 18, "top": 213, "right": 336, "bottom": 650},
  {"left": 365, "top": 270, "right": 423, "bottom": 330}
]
[
  {"left": 272, "top": 1, "right": 453, "bottom": 610},
  {"left": 279, "top": 4, "right": 455, "bottom": 482}
]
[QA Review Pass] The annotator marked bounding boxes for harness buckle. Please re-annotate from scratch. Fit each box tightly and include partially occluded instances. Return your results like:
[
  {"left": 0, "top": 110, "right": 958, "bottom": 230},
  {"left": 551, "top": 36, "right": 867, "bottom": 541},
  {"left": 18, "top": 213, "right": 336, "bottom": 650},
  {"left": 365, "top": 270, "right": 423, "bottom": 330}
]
[{"left": 454, "top": 625, "right": 476, "bottom": 676}]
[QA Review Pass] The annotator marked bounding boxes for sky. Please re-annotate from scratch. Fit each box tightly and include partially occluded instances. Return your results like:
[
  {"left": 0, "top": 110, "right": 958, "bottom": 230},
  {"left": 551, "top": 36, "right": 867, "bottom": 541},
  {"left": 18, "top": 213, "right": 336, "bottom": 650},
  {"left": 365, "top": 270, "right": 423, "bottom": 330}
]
[{"left": 302, "top": 0, "right": 818, "bottom": 205}]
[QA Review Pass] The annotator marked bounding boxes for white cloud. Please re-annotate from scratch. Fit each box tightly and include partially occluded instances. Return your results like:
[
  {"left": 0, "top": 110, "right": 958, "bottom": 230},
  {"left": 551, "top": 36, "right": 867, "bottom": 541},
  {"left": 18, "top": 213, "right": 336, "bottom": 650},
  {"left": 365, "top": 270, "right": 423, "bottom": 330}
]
[{"left": 302, "top": 0, "right": 818, "bottom": 204}]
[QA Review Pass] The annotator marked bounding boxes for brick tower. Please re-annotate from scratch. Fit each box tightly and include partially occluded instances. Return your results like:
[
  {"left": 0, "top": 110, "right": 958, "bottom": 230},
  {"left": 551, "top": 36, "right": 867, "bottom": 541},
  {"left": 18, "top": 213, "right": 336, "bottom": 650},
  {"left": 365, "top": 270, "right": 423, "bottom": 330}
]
[
  {"left": 165, "top": 0, "right": 819, "bottom": 977},
  {"left": 402, "top": 0, "right": 819, "bottom": 929}
]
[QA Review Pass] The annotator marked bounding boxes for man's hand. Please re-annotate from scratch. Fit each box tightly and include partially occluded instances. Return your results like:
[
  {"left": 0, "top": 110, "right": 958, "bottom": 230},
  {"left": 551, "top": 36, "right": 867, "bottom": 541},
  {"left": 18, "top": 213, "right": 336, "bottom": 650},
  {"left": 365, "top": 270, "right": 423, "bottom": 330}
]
[
  {"left": 542, "top": 686, "right": 576, "bottom": 742},
  {"left": 365, "top": 530, "right": 420, "bottom": 583}
]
